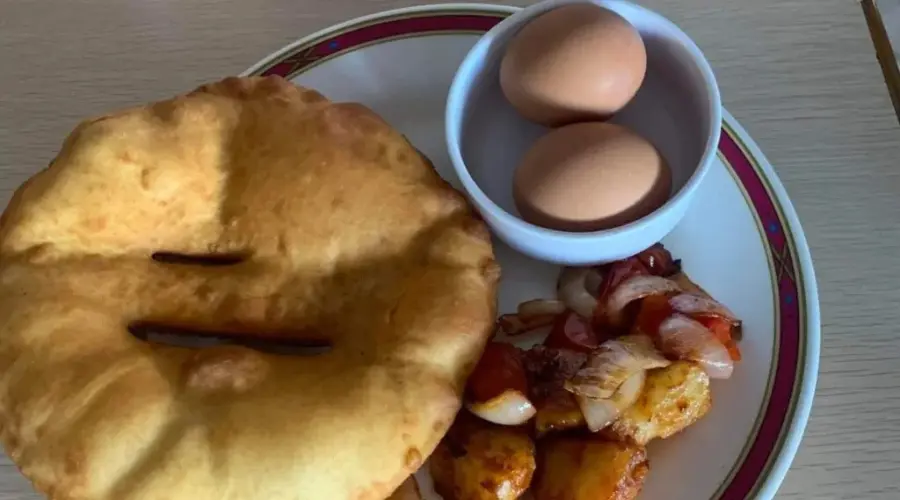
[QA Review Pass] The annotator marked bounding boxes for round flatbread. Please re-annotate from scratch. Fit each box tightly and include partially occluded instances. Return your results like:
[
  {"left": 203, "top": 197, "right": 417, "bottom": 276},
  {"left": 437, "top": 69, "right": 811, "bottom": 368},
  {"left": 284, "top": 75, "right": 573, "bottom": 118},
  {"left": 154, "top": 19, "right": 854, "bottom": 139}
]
[{"left": 0, "top": 76, "right": 498, "bottom": 500}]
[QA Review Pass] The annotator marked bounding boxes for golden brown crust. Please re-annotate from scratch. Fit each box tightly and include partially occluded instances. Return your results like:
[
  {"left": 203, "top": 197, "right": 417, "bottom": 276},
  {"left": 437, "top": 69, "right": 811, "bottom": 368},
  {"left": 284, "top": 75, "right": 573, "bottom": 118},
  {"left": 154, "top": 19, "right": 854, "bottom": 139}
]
[
  {"left": 532, "top": 437, "right": 647, "bottom": 500},
  {"left": 0, "top": 76, "right": 498, "bottom": 499},
  {"left": 605, "top": 361, "right": 712, "bottom": 445},
  {"left": 430, "top": 413, "right": 536, "bottom": 500}
]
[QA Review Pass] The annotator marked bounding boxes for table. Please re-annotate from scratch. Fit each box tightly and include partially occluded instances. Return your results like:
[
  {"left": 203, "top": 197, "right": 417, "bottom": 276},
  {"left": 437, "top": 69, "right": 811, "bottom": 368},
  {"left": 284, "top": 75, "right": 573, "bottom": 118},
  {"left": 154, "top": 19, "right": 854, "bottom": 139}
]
[{"left": 1, "top": 0, "right": 899, "bottom": 498}]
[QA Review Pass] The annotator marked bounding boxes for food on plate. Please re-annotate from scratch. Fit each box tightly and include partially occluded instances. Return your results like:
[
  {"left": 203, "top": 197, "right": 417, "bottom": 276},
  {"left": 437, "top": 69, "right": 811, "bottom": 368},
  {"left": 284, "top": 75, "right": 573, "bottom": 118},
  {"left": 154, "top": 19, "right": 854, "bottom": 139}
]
[
  {"left": 565, "top": 335, "right": 670, "bottom": 400},
  {"left": 634, "top": 294, "right": 740, "bottom": 376},
  {"left": 445, "top": 244, "right": 739, "bottom": 499},
  {"left": 532, "top": 437, "right": 649, "bottom": 500},
  {"left": 557, "top": 267, "right": 605, "bottom": 318},
  {"left": 532, "top": 389, "right": 587, "bottom": 437},
  {"left": 467, "top": 343, "right": 536, "bottom": 425},
  {"left": 512, "top": 122, "right": 672, "bottom": 232},
  {"left": 656, "top": 314, "right": 735, "bottom": 378},
  {"left": 576, "top": 369, "right": 646, "bottom": 433},
  {"left": 543, "top": 310, "right": 604, "bottom": 353},
  {"left": 606, "top": 275, "right": 683, "bottom": 326},
  {"left": 0, "top": 76, "right": 500, "bottom": 499},
  {"left": 605, "top": 361, "right": 711, "bottom": 445},
  {"left": 564, "top": 335, "right": 671, "bottom": 432},
  {"left": 523, "top": 346, "right": 589, "bottom": 435},
  {"left": 499, "top": 4, "right": 647, "bottom": 126},
  {"left": 517, "top": 298, "right": 568, "bottom": 317},
  {"left": 430, "top": 413, "right": 536, "bottom": 500},
  {"left": 498, "top": 299, "right": 564, "bottom": 336}
]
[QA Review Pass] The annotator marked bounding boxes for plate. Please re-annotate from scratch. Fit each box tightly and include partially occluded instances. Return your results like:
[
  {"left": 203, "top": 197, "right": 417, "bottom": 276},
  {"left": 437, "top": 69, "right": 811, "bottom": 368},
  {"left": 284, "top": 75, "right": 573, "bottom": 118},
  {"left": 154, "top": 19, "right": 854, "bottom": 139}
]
[{"left": 243, "top": 5, "right": 820, "bottom": 499}]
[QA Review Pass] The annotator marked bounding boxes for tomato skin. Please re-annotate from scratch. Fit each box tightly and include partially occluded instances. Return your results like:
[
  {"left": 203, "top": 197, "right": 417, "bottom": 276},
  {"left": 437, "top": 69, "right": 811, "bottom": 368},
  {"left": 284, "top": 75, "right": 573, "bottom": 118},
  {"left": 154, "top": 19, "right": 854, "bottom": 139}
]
[
  {"left": 634, "top": 294, "right": 674, "bottom": 336},
  {"left": 467, "top": 342, "right": 529, "bottom": 403},
  {"left": 596, "top": 259, "right": 648, "bottom": 302},
  {"left": 592, "top": 245, "right": 679, "bottom": 328},
  {"left": 544, "top": 311, "right": 602, "bottom": 353},
  {"left": 592, "top": 258, "right": 650, "bottom": 329},
  {"left": 636, "top": 297, "right": 742, "bottom": 362},
  {"left": 697, "top": 316, "right": 742, "bottom": 361},
  {"left": 636, "top": 243, "right": 681, "bottom": 276}
]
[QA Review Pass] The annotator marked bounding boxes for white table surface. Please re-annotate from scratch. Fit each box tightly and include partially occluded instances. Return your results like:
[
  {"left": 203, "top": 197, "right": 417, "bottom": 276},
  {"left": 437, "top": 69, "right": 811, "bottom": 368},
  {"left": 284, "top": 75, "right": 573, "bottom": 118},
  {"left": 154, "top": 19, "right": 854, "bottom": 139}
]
[{"left": 2, "top": 0, "right": 900, "bottom": 498}]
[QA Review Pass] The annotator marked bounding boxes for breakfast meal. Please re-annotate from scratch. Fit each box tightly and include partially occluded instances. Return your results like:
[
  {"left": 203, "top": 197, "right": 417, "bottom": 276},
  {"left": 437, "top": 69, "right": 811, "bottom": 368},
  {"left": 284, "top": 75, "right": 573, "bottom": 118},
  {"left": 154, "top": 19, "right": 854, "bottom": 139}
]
[
  {"left": 0, "top": 76, "right": 499, "bottom": 499},
  {"left": 0, "top": 6, "right": 736, "bottom": 500},
  {"left": 513, "top": 122, "right": 672, "bottom": 231},
  {"left": 501, "top": 3, "right": 672, "bottom": 233},
  {"left": 429, "top": 243, "right": 742, "bottom": 499},
  {"left": 499, "top": 3, "right": 647, "bottom": 126}
]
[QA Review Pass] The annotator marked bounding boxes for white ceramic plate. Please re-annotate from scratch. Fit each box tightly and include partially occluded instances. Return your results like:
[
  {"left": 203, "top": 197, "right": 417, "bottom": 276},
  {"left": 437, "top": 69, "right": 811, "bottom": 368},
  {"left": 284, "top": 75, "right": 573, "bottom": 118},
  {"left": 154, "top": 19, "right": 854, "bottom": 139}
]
[{"left": 243, "top": 5, "right": 820, "bottom": 499}]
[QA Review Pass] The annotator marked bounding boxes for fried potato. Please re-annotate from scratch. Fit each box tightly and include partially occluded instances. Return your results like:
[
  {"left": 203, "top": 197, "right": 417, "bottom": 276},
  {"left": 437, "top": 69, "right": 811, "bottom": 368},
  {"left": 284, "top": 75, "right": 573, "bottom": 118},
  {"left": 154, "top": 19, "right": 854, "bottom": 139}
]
[
  {"left": 524, "top": 346, "right": 588, "bottom": 436},
  {"left": 606, "top": 361, "right": 711, "bottom": 445},
  {"left": 534, "top": 389, "right": 586, "bottom": 436},
  {"left": 430, "top": 413, "right": 536, "bottom": 500},
  {"left": 533, "top": 437, "right": 648, "bottom": 500}
]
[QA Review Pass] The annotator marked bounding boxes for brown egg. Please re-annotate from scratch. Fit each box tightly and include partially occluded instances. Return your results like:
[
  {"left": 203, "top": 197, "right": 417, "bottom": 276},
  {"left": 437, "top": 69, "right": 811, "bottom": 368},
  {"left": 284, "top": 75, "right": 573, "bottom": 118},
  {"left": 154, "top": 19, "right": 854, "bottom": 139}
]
[
  {"left": 513, "top": 122, "right": 671, "bottom": 232},
  {"left": 500, "top": 4, "right": 647, "bottom": 127}
]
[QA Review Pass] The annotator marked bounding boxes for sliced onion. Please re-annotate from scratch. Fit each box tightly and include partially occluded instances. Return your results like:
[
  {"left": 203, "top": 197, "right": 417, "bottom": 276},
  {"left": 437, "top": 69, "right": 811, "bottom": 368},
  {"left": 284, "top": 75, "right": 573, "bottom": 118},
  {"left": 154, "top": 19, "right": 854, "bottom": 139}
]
[
  {"left": 576, "top": 370, "right": 646, "bottom": 432},
  {"left": 657, "top": 314, "right": 734, "bottom": 379},
  {"left": 498, "top": 313, "right": 557, "bottom": 336},
  {"left": 669, "top": 293, "right": 738, "bottom": 323},
  {"left": 496, "top": 300, "right": 565, "bottom": 336},
  {"left": 606, "top": 275, "right": 682, "bottom": 326},
  {"left": 518, "top": 299, "right": 566, "bottom": 317},
  {"left": 565, "top": 335, "right": 669, "bottom": 399},
  {"left": 467, "top": 389, "right": 537, "bottom": 425},
  {"left": 557, "top": 267, "right": 599, "bottom": 318},
  {"left": 670, "top": 272, "right": 708, "bottom": 297},
  {"left": 585, "top": 269, "right": 605, "bottom": 296}
]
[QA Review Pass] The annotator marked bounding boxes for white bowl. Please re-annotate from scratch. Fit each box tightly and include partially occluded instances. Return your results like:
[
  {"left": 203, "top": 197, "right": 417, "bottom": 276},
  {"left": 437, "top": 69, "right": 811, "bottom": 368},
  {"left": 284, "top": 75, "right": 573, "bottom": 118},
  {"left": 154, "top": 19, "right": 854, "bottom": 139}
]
[{"left": 446, "top": 0, "right": 722, "bottom": 265}]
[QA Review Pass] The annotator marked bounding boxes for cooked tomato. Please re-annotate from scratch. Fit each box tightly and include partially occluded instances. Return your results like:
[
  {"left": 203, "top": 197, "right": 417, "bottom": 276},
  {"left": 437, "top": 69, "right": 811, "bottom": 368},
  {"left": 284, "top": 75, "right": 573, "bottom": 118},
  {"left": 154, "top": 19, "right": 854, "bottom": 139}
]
[
  {"left": 596, "top": 259, "right": 648, "bottom": 301},
  {"left": 633, "top": 295, "right": 674, "bottom": 336},
  {"left": 467, "top": 342, "right": 529, "bottom": 403},
  {"left": 544, "top": 311, "right": 603, "bottom": 353},
  {"left": 593, "top": 258, "right": 650, "bottom": 329},
  {"left": 697, "top": 316, "right": 742, "bottom": 361},
  {"left": 636, "top": 243, "right": 681, "bottom": 277},
  {"left": 533, "top": 390, "right": 585, "bottom": 436}
]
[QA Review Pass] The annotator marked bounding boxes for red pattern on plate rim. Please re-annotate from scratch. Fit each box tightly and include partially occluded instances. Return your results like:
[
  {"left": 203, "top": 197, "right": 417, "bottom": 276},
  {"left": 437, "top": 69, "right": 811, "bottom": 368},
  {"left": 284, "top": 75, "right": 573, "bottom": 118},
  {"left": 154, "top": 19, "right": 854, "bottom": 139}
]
[
  {"left": 260, "top": 12, "right": 803, "bottom": 499},
  {"left": 717, "top": 131, "right": 800, "bottom": 500},
  {"left": 262, "top": 15, "right": 500, "bottom": 77}
]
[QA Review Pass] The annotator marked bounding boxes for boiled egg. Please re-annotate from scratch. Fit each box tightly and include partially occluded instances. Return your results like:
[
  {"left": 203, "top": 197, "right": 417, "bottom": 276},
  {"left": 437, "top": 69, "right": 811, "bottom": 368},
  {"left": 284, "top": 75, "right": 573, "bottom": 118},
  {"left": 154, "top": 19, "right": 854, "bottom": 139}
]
[
  {"left": 500, "top": 4, "right": 647, "bottom": 126},
  {"left": 513, "top": 122, "right": 671, "bottom": 232}
]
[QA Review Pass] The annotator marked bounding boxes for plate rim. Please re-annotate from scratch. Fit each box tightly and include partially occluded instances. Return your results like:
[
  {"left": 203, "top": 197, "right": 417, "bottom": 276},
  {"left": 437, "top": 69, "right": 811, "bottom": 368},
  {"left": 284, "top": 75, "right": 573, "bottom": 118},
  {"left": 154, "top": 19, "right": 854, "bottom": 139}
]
[
  {"left": 242, "top": 5, "right": 821, "bottom": 499},
  {"left": 240, "top": 3, "right": 517, "bottom": 77},
  {"left": 719, "top": 110, "right": 820, "bottom": 500}
]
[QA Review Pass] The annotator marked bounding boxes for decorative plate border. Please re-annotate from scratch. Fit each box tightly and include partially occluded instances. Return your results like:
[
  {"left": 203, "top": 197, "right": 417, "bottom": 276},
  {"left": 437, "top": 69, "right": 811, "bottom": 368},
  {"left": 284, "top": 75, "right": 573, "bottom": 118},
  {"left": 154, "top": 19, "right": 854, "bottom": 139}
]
[
  {"left": 246, "top": 6, "right": 818, "bottom": 499},
  {"left": 716, "top": 124, "right": 805, "bottom": 499}
]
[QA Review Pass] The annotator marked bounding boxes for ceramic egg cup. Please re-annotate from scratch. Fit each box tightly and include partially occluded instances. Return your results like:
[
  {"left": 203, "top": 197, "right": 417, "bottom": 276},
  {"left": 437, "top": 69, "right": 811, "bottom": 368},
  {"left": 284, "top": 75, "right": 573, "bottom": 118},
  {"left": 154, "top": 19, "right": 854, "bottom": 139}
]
[{"left": 445, "top": 0, "right": 722, "bottom": 265}]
